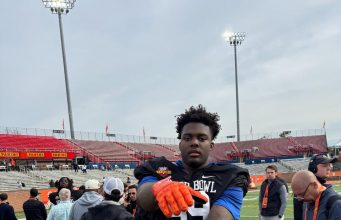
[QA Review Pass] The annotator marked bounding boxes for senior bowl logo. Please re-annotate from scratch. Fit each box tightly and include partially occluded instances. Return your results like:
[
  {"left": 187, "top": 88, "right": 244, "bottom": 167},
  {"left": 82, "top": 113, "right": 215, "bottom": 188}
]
[{"left": 156, "top": 166, "right": 172, "bottom": 177}]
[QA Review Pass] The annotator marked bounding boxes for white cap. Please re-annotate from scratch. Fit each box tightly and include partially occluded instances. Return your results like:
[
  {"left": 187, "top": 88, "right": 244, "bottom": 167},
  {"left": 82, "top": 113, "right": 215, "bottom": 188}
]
[
  {"left": 103, "top": 177, "right": 124, "bottom": 196},
  {"left": 85, "top": 179, "right": 100, "bottom": 190}
]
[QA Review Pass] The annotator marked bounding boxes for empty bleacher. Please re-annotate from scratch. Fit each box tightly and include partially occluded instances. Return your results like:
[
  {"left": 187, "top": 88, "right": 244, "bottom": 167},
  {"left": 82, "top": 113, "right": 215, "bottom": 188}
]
[
  {"left": 120, "top": 142, "right": 180, "bottom": 161},
  {"left": 0, "top": 134, "right": 76, "bottom": 152},
  {"left": 70, "top": 140, "right": 139, "bottom": 162},
  {"left": 235, "top": 162, "right": 291, "bottom": 175},
  {"left": 0, "top": 169, "right": 137, "bottom": 191},
  {"left": 279, "top": 158, "right": 310, "bottom": 172},
  {"left": 209, "top": 135, "right": 327, "bottom": 162}
]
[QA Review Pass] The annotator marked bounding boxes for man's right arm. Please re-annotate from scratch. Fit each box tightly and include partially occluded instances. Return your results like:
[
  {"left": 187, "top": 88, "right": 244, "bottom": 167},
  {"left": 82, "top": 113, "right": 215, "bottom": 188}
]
[{"left": 137, "top": 182, "right": 159, "bottom": 211}]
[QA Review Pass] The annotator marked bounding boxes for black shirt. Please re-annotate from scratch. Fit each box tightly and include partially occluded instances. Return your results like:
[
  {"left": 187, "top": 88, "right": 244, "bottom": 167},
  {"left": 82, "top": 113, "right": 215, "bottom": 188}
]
[
  {"left": 134, "top": 157, "right": 250, "bottom": 219},
  {"left": 23, "top": 198, "right": 47, "bottom": 220}
]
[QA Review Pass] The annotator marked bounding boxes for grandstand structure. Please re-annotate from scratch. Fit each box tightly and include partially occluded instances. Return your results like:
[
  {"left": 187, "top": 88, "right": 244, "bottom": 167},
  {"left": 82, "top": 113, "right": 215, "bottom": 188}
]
[
  {"left": 0, "top": 127, "right": 330, "bottom": 191},
  {"left": 0, "top": 127, "right": 328, "bottom": 167}
]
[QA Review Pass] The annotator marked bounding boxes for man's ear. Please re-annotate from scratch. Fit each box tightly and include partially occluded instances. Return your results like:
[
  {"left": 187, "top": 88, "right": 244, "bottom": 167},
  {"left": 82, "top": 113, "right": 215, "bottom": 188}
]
[
  {"left": 312, "top": 181, "right": 319, "bottom": 189},
  {"left": 210, "top": 142, "right": 214, "bottom": 150}
]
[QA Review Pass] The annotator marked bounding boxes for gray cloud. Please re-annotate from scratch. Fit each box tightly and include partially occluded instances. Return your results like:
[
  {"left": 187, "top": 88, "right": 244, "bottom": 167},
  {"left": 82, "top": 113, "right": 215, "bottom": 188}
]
[{"left": 1, "top": 0, "right": 340, "bottom": 145}]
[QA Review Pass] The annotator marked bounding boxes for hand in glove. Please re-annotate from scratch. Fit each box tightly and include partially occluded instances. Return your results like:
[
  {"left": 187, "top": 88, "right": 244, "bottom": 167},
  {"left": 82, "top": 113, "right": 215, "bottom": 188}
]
[{"left": 152, "top": 176, "right": 208, "bottom": 217}]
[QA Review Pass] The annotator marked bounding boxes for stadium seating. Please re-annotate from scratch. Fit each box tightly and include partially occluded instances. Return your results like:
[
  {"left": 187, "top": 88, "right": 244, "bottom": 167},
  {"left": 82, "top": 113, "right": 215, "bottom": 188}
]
[
  {"left": 0, "top": 134, "right": 77, "bottom": 151},
  {"left": 236, "top": 162, "right": 290, "bottom": 175},
  {"left": 120, "top": 142, "right": 180, "bottom": 161},
  {"left": 209, "top": 135, "right": 327, "bottom": 162},
  {"left": 70, "top": 140, "right": 139, "bottom": 162}
]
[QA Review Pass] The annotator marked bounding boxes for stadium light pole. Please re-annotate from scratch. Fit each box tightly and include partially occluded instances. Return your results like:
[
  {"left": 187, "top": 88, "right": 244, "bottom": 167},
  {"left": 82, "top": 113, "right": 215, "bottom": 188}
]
[
  {"left": 223, "top": 32, "right": 246, "bottom": 142},
  {"left": 42, "top": 0, "right": 76, "bottom": 139}
]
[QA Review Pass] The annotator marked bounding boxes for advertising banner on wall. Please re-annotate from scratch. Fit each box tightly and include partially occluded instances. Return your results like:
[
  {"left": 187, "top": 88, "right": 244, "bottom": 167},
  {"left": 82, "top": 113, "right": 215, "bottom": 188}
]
[{"left": 0, "top": 151, "right": 75, "bottom": 159}]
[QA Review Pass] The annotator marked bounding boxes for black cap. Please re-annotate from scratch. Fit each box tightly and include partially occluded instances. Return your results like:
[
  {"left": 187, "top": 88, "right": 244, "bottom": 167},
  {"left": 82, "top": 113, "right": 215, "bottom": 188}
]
[
  {"left": 30, "top": 188, "right": 40, "bottom": 197},
  {"left": 310, "top": 155, "right": 337, "bottom": 165}
]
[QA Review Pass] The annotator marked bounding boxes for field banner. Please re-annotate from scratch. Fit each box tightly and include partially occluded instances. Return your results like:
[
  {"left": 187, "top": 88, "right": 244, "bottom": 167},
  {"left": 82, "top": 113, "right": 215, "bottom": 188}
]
[{"left": 0, "top": 151, "right": 75, "bottom": 159}]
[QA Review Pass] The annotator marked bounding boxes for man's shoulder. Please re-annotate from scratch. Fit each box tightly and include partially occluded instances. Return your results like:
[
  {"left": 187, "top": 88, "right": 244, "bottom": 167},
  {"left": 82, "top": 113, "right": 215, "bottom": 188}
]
[
  {"left": 134, "top": 157, "right": 175, "bottom": 180},
  {"left": 23, "top": 199, "right": 38, "bottom": 205}
]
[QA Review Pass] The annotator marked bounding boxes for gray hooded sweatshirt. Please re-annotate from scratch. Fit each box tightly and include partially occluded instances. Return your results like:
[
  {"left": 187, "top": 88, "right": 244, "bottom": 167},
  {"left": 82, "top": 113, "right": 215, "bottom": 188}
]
[{"left": 69, "top": 191, "right": 103, "bottom": 220}]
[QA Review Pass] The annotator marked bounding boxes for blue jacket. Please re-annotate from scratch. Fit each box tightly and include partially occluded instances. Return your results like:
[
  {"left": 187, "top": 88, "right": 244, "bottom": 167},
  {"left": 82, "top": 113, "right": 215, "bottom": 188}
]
[{"left": 0, "top": 203, "right": 17, "bottom": 220}]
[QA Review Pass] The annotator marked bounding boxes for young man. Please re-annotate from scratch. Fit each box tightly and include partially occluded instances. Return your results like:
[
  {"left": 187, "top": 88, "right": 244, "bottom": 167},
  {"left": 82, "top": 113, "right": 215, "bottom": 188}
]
[
  {"left": 293, "top": 154, "right": 337, "bottom": 220},
  {"left": 291, "top": 170, "right": 341, "bottom": 219},
  {"left": 49, "top": 177, "right": 82, "bottom": 205},
  {"left": 23, "top": 188, "right": 47, "bottom": 220},
  {"left": 126, "top": 185, "right": 137, "bottom": 216},
  {"left": 258, "top": 165, "right": 287, "bottom": 220},
  {"left": 134, "top": 105, "right": 250, "bottom": 220},
  {"left": 0, "top": 193, "right": 17, "bottom": 220}
]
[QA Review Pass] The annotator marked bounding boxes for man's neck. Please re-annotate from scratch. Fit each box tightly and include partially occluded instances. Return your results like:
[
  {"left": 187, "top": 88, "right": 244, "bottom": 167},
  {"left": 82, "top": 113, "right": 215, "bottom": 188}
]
[
  {"left": 316, "top": 175, "right": 326, "bottom": 184},
  {"left": 182, "top": 162, "right": 208, "bottom": 175}
]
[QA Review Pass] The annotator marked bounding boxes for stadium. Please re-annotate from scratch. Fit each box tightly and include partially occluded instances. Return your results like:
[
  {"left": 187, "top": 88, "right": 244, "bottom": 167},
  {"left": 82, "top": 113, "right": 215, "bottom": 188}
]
[
  {"left": 2, "top": 1, "right": 341, "bottom": 220},
  {"left": 1, "top": 126, "right": 341, "bottom": 219}
]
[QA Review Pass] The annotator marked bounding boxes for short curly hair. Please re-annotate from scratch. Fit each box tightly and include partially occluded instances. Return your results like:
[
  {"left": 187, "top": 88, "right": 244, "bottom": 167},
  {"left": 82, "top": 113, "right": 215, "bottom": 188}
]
[{"left": 176, "top": 105, "right": 221, "bottom": 140}]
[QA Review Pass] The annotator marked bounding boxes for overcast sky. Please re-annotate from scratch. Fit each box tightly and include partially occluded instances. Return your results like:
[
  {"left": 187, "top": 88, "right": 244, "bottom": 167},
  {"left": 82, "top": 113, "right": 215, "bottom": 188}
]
[{"left": 1, "top": 0, "right": 340, "bottom": 145}]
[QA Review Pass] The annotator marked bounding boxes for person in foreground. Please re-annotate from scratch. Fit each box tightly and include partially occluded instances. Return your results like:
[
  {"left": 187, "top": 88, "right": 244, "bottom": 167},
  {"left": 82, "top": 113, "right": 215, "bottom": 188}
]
[
  {"left": 134, "top": 105, "right": 250, "bottom": 220},
  {"left": 291, "top": 170, "right": 341, "bottom": 220},
  {"left": 258, "top": 165, "right": 288, "bottom": 220},
  {"left": 23, "top": 188, "right": 47, "bottom": 220},
  {"left": 47, "top": 188, "right": 72, "bottom": 220},
  {"left": 293, "top": 154, "right": 337, "bottom": 220},
  {"left": 0, "top": 193, "right": 17, "bottom": 220},
  {"left": 80, "top": 177, "right": 134, "bottom": 220},
  {"left": 69, "top": 179, "right": 103, "bottom": 220}
]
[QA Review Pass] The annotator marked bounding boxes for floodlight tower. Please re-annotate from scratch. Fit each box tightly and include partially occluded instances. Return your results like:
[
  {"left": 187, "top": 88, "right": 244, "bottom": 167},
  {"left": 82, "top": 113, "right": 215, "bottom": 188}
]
[
  {"left": 42, "top": 0, "right": 76, "bottom": 139},
  {"left": 224, "top": 32, "right": 246, "bottom": 142}
]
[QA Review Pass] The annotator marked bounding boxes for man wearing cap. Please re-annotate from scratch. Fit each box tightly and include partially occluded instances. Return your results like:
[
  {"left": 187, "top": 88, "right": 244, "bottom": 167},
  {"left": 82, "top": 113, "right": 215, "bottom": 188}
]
[
  {"left": 23, "top": 188, "right": 47, "bottom": 220},
  {"left": 69, "top": 179, "right": 103, "bottom": 220},
  {"left": 80, "top": 177, "right": 134, "bottom": 220},
  {"left": 293, "top": 154, "right": 337, "bottom": 220},
  {"left": 0, "top": 193, "right": 17, "bottom": 220}
]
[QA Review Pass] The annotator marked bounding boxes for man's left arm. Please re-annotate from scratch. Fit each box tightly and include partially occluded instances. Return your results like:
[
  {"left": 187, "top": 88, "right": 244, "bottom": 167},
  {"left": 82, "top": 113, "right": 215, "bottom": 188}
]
[
  {"left": 278, "top": 185, "right": 288, "bottom": 218},
  {"left": 208, "top": 205, "right": 234, "bottom": 220},
  {"left": 209, "top": 186, "right": 244, "bottom": 220}
]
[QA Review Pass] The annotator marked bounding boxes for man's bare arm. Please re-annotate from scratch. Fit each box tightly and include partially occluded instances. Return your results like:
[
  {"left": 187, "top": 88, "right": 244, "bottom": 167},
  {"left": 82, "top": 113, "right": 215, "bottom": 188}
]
[
  {"left": 137, "top": 182, "right": 159, "bottom": 211},
  {"left": 208, "top": 205, "right": 234, "bottom": 220}
]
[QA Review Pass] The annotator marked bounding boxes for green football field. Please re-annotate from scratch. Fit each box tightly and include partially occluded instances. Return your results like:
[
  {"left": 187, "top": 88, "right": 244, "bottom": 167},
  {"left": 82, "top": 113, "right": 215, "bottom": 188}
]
[{"left": 240, "top": 183, "right": 341, "bottom": 219}]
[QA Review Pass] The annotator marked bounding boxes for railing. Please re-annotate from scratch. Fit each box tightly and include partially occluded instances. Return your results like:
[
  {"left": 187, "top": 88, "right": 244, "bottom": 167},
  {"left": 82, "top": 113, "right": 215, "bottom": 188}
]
[
  {"left": 215, "top": 128, "right": 326, "bottom": 142},
  {"left": 0, "top": 126, "right": 325, "bottom": 144},
  {"left": 0, "top": 126, "right": 179, "bottom": 145}
]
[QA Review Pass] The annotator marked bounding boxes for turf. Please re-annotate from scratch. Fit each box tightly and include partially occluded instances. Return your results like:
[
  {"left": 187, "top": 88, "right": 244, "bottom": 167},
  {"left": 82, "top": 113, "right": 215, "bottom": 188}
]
[{"left": 240, "top": 184, "right": 341, "bottom": 219}]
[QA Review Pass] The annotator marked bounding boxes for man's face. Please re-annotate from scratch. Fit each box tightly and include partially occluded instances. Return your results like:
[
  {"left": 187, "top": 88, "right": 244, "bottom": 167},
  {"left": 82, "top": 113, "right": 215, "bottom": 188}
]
[
  {"left": 315, "top": 163, "right": 333, "bottom": 179},
  {"left": 265, "top": 168, "right": 277, "bottom": 180},
  {"left": 179, "top": 122, "right": 213, "bottom": 170},
  {"left": 59, "top": 178, "right": 69, "bottom": 188},
  {"left": 128, "top": 188, "right": 137, "bottom": 201},
  {"left": 293, "top": 182, "right": 318, "bottom": 203}
]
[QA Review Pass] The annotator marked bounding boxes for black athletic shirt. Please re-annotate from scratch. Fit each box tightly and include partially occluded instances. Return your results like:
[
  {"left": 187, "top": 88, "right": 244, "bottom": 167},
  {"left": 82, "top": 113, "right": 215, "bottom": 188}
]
[{"left": 134, "top": 157, "right": 250, "bottom": 220}]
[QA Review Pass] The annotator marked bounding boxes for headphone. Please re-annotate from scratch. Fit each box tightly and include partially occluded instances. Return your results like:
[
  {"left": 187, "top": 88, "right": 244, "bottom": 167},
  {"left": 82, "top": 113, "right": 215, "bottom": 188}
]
[{"left": 308, "top": 154, "right": 318, "bottom": 173}]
